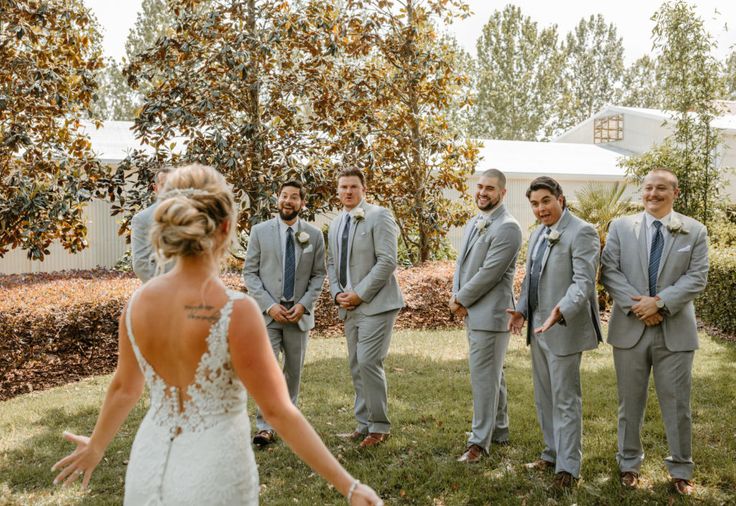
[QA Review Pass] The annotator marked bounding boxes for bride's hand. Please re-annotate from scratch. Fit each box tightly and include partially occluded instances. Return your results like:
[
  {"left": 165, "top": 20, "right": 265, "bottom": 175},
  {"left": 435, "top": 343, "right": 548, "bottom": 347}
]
[
  {"left": 350, "top": 483, "right": 384, "bottom": 506},
  {"left": 51, "top": 431, "right": 103, "bottom": 489}
]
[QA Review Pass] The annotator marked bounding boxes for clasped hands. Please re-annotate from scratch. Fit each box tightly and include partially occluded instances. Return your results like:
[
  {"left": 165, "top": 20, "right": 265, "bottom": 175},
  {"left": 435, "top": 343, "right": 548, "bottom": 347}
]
[
  {"left": 505, "top": 305, "right": 563, "bottom": 335},
  {"left": 448, "top": 295, "right": 468, "bottom": 319},
  {"left": 269, "top": 303, "right": 307, "bottom": 323},
  {"left": 631, "top": 295, "right": 664, "bottom": 326},
  {"left": 336, "top": 291, "right": 362, "bottom": 311}
]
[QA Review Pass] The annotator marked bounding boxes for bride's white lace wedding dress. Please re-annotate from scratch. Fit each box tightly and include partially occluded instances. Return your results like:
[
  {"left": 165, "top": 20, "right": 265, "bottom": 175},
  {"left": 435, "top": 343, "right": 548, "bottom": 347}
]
[{"left": 123, "top": 288, "right": 259, "bottom": 505}]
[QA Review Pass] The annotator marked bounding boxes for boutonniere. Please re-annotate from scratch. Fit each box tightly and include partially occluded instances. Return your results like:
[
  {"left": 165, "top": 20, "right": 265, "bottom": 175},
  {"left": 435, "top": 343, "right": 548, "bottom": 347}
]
[
  {"left": 475, "top": 219, "right": 489, "bottom": 234},
  {"left": 350, "top": 207, "right": 365, "bottom": 221},
  {"left": 296, "top": 231, "right": 310, "bottom": 245},
  {"left": 666, "top": 217, "right": 688, "bottom": 234},
  {"left": 546, "top": 229, "right": 561, "bottom": 246}
]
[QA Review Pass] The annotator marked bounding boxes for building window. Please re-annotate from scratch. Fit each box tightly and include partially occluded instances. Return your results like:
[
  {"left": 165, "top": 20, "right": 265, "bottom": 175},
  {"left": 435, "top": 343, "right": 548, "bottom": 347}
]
[{"left": 593, "top": 114, "right": 623, "bottom": 143}]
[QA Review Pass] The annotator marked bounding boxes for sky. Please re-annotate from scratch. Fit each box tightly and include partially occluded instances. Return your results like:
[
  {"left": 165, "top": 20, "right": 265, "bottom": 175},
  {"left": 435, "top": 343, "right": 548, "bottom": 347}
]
[{"left": 85, "top": 0, "right": 735, "bottom": 64}]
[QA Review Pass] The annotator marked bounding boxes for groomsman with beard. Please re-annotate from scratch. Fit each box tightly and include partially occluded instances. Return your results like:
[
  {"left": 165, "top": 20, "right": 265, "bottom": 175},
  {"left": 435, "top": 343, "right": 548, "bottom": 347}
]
[
  {"left": 450, "top": 169, "right": 522, "bottom": 463},
  {"left": 327, "top": 168, "right": 404, "bottom": 448},
  {"left": 131, "top": 167, "right": 172, "bottom": 282},
  {"left": 601, "top": 168, "right": 708, "bottom": 495},
  {"left": 244, "top": 180, "right": 326, "bottom": 447},
  {"left": 507, "top": 176, "right": 602, "bottom": 491}
]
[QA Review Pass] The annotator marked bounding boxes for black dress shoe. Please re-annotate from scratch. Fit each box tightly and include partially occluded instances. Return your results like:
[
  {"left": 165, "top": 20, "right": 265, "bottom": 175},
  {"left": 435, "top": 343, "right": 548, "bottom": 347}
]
[{"left": 253, "top": 430, "right": 276, "bottom": 447}]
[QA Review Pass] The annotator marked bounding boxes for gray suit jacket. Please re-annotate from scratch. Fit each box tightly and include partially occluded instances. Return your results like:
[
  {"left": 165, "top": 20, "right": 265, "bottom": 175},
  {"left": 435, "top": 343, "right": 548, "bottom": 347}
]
[
  {"left": 454, "top": 204, "right": 522, "bottom": 332},
  {"left": 131, "top": 203, "right": 162, "bottom": 283},
  {"left": 243, "top": 218, "right": 327, "bottom": 331},
  {"left": 326, "top": 201, "right": 404, "bottom": 320},
  {"left": 601, "top": 212, "right": 708, "bottom": 352},
  {"left": 518, "top": 211, "right": 602, "bottom": 356}
]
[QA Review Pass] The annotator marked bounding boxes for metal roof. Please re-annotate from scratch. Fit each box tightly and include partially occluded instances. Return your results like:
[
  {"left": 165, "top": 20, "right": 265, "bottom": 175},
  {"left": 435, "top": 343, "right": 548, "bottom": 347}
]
[{"left": 474, "top": 139, "right": 628, "bottom": 179}]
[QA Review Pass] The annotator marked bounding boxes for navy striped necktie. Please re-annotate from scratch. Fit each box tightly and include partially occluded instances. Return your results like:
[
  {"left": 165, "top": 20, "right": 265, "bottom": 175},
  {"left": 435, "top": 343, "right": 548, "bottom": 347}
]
[
  {"left": 284, "top": 228, "right": 295, "bottom": 300},
  {"left": 648, "top": 220, "right": 663, "bottom": 296}
]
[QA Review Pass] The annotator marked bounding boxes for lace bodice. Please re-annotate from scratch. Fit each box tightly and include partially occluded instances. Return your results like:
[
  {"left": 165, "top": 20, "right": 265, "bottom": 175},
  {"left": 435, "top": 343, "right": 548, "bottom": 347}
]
[{"left": 125, "top": 288, "right": 248, "bottom": 436}]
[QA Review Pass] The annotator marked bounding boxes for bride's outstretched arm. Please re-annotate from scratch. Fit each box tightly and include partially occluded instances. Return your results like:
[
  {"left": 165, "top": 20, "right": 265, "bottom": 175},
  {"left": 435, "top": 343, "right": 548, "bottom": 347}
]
[
  {"left": 230, "top": 297, "right": 383, "bottom": 506},
  {"left": 52, "top": 308, "right": 145, "bottom": 488}
]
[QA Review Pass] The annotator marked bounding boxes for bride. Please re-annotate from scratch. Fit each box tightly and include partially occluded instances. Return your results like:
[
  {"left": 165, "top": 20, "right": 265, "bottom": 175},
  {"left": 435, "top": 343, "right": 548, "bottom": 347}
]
[{"left": 52, "top": 164, "right": 382, "bottom": 505}]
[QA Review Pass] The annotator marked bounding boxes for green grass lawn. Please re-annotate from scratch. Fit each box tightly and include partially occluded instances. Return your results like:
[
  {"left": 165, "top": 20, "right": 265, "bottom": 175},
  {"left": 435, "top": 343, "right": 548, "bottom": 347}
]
[{"left": 1, "top": 327, "right": 735, "bottom": 505}]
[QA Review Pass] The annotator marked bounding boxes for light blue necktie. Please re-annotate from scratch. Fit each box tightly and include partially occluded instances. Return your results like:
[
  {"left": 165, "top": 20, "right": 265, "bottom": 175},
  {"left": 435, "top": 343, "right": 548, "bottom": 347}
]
[{"left": 648, "top": 220, "right": 663, "bottom": 297}]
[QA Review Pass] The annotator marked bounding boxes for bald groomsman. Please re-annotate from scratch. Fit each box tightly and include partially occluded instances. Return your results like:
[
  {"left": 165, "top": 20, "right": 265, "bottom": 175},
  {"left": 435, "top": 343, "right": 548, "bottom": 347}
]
[
  {"left": 451, "top": 168, "right": 522, "bottom": 463},
  {"left": 601, "top": 168, "right": 708, "bottom": 495},
  {"left": 327, "top": 168, "right": 404, "bottom": 448},
  {"left": 508, "top": 176, "right": 601, "bottom": 491},
  {"left": 244, "top": 180, "right": 326, "bottom": 447}
]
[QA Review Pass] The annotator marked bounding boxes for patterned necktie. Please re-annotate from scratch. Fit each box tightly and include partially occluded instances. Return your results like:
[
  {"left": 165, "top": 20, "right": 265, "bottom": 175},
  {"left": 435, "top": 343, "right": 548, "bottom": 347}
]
[
  {"left": 339, "top": 214, "right": 351, "bottom": 288},
  {"left": 283, "top": 228, "right": 295, "bottom": 300},
  {"left": 648, "top": 220, "right": 663, "bottom": 296},
  {"left": 528, "top": 228, "right": 550, "bottom": 311}
]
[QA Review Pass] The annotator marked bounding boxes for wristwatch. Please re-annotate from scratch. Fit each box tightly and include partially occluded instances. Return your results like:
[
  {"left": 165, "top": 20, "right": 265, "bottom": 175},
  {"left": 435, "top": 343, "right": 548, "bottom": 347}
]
[{"left": 655, "top": 297, "right": 665, "bottom": 310}]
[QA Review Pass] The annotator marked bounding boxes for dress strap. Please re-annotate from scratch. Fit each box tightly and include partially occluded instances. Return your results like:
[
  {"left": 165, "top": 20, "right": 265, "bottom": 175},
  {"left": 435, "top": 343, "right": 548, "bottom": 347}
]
[{"left": 124, "top": 288, "right": 148, "bottom": 370}]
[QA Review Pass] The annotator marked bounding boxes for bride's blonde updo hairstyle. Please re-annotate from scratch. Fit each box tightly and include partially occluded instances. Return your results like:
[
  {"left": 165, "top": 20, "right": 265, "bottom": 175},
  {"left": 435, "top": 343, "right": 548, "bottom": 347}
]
[{"left": 151, "top": 164, "right": 237, "bottom": 263}]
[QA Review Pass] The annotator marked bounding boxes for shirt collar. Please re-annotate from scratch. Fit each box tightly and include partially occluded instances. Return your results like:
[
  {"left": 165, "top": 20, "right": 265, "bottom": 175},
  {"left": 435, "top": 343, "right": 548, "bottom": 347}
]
[
  {"left": 279, "top": 217, "right": 299, "bottom": 234},
  {"left": 644, "top": 211, "right": 672, "bottom": 229},
  {"left": 546, "top": 208, "right": 568, "bottom": 233},
  {"left": 478, "top": 202, "right": 503, "bottom": 220}
]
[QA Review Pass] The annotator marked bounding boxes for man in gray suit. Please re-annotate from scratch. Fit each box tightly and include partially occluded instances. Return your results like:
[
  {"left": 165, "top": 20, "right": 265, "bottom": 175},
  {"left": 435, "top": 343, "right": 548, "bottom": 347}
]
[
  {"left": 244, "top": 180, "right": 327, "bottom": 447},
  {"left": 131, "top": 167, "right": 172, "bottom": 282},
  {"left": 507, "top": 176, "right": 601, "bottom": 490},
  {"left": 327, "top": 168, "right": 404, "bottom": 448},
  {"left": 601, "top": 168, "right": 708, "bottom": 495},
  {"left": 450, "top": 168, "right": 522, "bottom": 463}
]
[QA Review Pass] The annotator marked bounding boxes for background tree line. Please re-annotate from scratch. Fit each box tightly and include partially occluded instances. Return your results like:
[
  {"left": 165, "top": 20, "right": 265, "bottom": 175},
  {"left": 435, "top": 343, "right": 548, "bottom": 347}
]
[{"left": 3, "top": 0, "right": 735, "bottom": 265}]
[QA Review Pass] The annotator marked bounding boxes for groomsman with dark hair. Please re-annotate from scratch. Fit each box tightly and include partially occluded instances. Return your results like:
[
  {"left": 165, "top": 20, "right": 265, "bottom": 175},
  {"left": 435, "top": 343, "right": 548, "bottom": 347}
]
[
  {"left": 451, "top": 168, "right": 522, "bottom": 463},
  {"left": 508, "top": 176, "right": 602, "bottom": 491},
  {"left": 244, "top": 180, "right": 326, "bottom": 447},
  {"left": 327, "top": 168, "right": 404, "bottom": 448},
  {"left": 601, "top": 168, "right": 708, "bottom": 495}
]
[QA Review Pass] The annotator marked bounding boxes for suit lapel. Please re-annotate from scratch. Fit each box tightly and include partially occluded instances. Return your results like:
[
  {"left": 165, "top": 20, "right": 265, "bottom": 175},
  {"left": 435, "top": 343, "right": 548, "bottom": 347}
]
[
  {"left": 271, "top": 218, "right": 283, "bottom": 266},
  {"left": 636, "top": 214, "right": 648, "bottom": 279},
  {"left": 348, "top": 202, "right": 366, "bottom": 255},
  {"left": 539, "top": 211, "right": 571, "bottom": 276},
  {"left": 657, "top": 213, "right": 680, "bottom": 276},
  {"left": 461, "top": 218, "right": 481, "bottom": 264},
  {"left": 294, "top": 220, "right": 304, "bottom": 270}
]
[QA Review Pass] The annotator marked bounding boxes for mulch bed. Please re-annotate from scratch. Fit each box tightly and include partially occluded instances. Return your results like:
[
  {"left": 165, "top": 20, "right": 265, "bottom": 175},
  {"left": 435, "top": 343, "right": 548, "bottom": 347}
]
[{"left": 2, "top": 262, "right": 485, "bottom": 401}]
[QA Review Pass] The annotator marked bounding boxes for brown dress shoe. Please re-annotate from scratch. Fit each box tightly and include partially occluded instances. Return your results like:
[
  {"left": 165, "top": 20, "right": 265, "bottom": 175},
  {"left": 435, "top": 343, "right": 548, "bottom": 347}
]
[
  {"left": 338, "top": 430, "right": 367, "bottom": 442},
  {"left": 457, "top": 444, "right": 485, "bottom": 463},
  {"left": 524, "top": 459, "right": 555, "bottom": 471},
  {"left": 253, "top": 430, "right": 276, "bottom": 447},
  {"left": 359, "top": 432, "right": 389, "bottom": 448},
  {"left": 673, "top": 478, "right": 694, "bottom": 495},
  {"left": 552, "top": 471, "right": 577, "bottom": 490},
  {"left": 620, "top": 471, "right": 639, "bottom": 489}
]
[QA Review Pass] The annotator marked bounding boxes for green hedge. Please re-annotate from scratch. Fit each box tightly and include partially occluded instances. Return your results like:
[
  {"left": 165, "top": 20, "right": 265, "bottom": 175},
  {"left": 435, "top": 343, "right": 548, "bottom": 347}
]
[{"left": 696, "top": 247, "right": 736, "bottom": 335}]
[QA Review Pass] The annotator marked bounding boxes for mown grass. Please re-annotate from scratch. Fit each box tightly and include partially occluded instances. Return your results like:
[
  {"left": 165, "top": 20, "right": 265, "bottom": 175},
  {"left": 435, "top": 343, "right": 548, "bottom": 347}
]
[{"left": 1, "top": 327, "right": 735, "bottom": 505}]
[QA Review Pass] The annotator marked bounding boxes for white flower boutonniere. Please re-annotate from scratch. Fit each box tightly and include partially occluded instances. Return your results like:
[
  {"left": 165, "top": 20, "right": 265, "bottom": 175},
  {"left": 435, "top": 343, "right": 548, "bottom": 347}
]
[
  {"left": 666, "top": 217, "right": 688, "bottom": 234},
  {"left": 546, "top": 229, "right": 561, "bottom": 246},
  {"left": 475, "top": 219, "right": 489, "bottom": 234},
  {"left": 350, "top": 207, "right": 365, "bottom": 221},
  {"left": 296, "top": 231, "right": 310, "bottom": 245}
]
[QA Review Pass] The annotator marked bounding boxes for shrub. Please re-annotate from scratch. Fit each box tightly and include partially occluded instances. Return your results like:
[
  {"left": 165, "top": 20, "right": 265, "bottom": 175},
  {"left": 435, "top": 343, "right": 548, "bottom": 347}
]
[{"left": 696, "top": 247, "right": 736, "bottom": 336}]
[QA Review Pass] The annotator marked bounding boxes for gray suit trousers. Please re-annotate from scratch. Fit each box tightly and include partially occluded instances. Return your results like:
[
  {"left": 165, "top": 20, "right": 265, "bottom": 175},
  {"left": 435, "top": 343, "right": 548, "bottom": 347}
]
[
  {"left": 256, "top": 321, "right": 309, "bottom": 431},
  {"left": 467, "top": 329, "right": 510, "bottom": 450},
  {"left": 613, "top": 325, "right": 694, "bottom": 480},
  {"left": 530, "top": 330, "right": 583, "bottom": 478},
  {"left": 345, "top": 307, "right": 398, "bottom": 434}
]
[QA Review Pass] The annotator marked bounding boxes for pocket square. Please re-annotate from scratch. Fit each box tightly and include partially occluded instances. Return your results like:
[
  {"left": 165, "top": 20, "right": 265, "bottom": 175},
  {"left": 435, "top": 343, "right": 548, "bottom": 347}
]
[
  {"left": 302, "top": 245, "right": 313, "bottom": 254},
  {"left": 677, "top": 245, "right": 691, "bottom": 253}
]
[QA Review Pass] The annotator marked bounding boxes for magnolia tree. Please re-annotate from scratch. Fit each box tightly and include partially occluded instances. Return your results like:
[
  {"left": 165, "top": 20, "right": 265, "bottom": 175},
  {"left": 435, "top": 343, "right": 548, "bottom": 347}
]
[
  {"left": 336, "top": 0, "right": 479, "bottom": 264},
  {"left": 0, "top": 0, "right": 106, "bottom": 260},
  {"left": 113, "top": 0, "right": 351, "bottom": 242}
]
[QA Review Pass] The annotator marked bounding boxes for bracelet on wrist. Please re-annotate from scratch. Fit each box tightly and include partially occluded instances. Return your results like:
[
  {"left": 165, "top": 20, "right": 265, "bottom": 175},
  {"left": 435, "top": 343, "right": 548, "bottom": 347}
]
[{"left": 347, "top": 479, "right": 360, "bottom": 503}]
